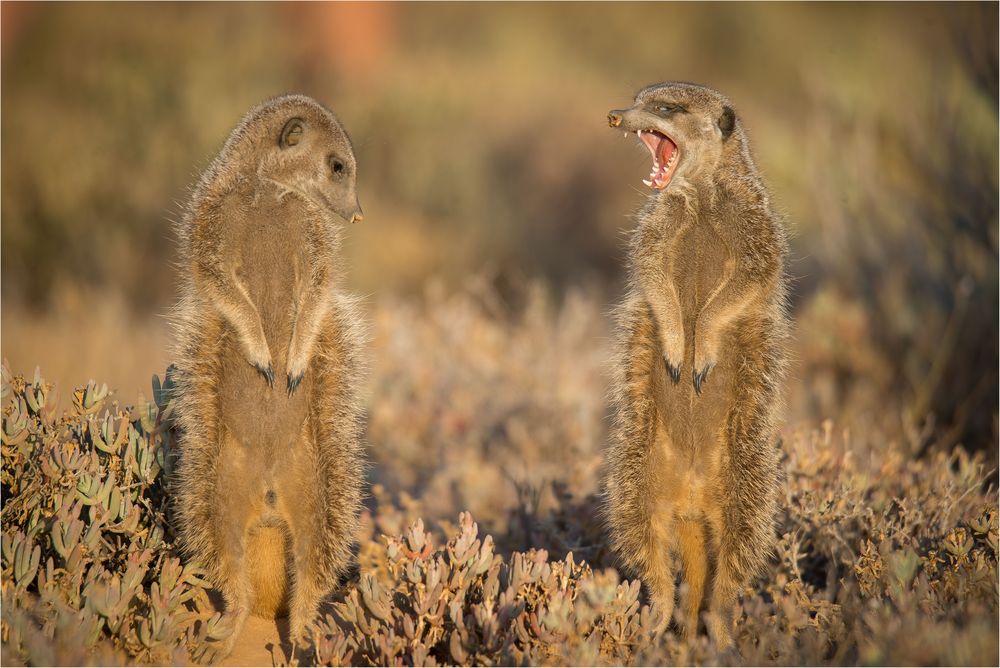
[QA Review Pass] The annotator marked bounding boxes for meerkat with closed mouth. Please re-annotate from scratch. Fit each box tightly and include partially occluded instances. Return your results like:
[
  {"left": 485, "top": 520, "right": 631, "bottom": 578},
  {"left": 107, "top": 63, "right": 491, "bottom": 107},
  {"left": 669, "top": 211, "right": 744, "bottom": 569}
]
[
  {"left": 603, "top": 82, "right": 788, "bottom": 647},
  {"left": 171, "top": 94, "right": 367, "bottom": 655}
]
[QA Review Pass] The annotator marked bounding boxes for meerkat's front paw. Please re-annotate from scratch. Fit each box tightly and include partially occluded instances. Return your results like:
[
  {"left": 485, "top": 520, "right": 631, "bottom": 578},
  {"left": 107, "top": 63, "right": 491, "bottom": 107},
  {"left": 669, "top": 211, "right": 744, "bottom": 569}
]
[
  {"left": 285, "top": 350, "right": 309, "bottom": 396},
  {"left": 693, "top": 333, "right": 718, "bottom": 395},
  {"left": 286, "top": 372, "right": 303, "bottom": 396},
  {"left": 242, "top": 327, "right": 275, "bottom": 387},
  {"left": 663, "top": 357, "right": 681, "bottom": 385},
  {"left": 660, "top": 333, "right": 684, "bottom": 386},
  {"left": 693, "top": 363, "right": 714, "bottom": 395},
  {"left": 253, "top": 360, "right": 275, "bottom": 387}
]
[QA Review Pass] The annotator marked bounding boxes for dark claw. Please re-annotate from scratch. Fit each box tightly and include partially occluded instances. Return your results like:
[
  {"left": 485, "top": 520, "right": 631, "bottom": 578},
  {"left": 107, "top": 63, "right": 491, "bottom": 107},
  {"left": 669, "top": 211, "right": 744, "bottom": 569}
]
[
  {"left": 693, "top": 364, "right": 713, "bottom": 396},
  {"left": 254, "top": 362, "right": 275, "bottom": 387},
  {"left": 287, "top": 372, "right": 303, "bottom": 397},
  {"left": 664, "top": 357, "right": 681, "bottom": 385}
]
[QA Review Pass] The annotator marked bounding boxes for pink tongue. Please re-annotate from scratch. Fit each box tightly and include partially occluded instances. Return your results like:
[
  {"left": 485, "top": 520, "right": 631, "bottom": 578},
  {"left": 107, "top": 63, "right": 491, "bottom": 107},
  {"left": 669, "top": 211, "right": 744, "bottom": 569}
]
[
  {"left": 658, "top": 136, "right": 676, "bottom": 165},
  {"left": 640, "top": 132, "right": 660, "bottom": 155}
]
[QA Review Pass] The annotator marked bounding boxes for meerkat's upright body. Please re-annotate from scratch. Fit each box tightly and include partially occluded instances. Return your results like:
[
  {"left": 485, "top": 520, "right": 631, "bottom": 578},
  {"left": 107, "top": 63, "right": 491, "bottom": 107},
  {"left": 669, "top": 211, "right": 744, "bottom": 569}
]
[
  {"left": 171, "top": 95, "right": 366, "bottom": 652},
  {"left": 603, "top": 82, "right": 788, "bottom": 647}
]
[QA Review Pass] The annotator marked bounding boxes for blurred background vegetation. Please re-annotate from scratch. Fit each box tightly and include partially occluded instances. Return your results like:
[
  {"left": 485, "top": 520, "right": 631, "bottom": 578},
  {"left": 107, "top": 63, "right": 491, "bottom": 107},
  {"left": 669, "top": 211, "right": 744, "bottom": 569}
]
[
  {"left": 2, "top": 5, "right": 997, "bottom": 663},
  {"left": 2, "top": 1, "right": 997, "bottom": 459}
]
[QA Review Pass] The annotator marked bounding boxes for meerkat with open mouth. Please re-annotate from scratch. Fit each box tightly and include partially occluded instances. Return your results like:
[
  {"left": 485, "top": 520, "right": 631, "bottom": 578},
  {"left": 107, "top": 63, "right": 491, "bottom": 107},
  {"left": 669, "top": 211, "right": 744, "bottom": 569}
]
[{"left": 603, "top": 82, "right": 789, "bottom": 647}]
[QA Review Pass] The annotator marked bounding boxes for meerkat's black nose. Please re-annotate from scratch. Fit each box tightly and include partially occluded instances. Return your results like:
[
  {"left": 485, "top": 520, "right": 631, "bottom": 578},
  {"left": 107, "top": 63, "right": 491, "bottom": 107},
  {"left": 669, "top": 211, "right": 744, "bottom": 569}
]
[
  {"left": 351, "top": 209, "right": 364, "bottom": 224},
  {"left": 608, "top": 110, "right": 624, "bottom": 127}
]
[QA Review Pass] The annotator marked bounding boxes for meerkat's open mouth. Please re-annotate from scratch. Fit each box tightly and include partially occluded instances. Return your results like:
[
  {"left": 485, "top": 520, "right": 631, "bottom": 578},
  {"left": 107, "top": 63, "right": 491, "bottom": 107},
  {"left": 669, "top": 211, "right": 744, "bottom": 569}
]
[{"left": 637, "top": 129, "right": 680, "bottom": 190}]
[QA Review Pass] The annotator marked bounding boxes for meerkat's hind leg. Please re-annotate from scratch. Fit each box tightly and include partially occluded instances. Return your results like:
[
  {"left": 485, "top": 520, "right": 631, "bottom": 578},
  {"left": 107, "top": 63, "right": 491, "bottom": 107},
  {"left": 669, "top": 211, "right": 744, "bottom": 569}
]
[
  {"left": 288, "top": 537, "right": 324, "bottom": 645},
  {"left": 702, "top": 506, "right": 740, "bottom": 650},
  {"left": 211, "top": 427, "right": 262, "bottom": 658},
  {"left": 705, "top": 558, "right": 740, "bottom": 649},
  {"left": 705, "top": 565, "right": 739, "bottom": 650},
  {"left": 283, "top": 506, "right": 325, "bottom": 647},
  {"left": 214, "top": 504, "right": 255, "bottom": 658},
  {"left": 703, "top": 524, "right": 742, "bottom": 651},
  {"left": 644, "top": 522, "right": 677, "bottom": 634},
  {"left": 275, "top": 421, "right": 327, "bottom": 646},
  {"left": 217, "top": 576, "right": 251, "bottom": 659}
]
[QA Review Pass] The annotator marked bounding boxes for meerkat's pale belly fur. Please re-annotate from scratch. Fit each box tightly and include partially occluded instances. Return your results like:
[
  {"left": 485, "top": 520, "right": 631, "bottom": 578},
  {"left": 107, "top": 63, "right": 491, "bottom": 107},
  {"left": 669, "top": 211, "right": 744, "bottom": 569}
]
[
  {"left": 214, "top": 202, "right": 310, "bottom": 617},
  {"left": 606, "top": 189, "right": 786, "bottom": 647},
  {"left": 216, "top": 202, "right": 311, "bottom": 461},
  {"left": 647, "top": 214, "right": 740, "bottom": 593},
  {"left": 173, "top": 194, "right": 365, "bottom": 636},
  {"left": 658, "top": 217, "right": 734, "bottom": 467}
]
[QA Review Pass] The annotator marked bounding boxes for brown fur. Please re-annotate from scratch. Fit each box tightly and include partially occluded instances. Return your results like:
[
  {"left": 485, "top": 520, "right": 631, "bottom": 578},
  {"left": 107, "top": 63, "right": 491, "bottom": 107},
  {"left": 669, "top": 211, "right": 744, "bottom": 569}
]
[
  {"left": 603, "top": 82, "right": 788, "bottom": 647},
  {"left": 170, "top": 94, "right": 367, "bottom": 654}
]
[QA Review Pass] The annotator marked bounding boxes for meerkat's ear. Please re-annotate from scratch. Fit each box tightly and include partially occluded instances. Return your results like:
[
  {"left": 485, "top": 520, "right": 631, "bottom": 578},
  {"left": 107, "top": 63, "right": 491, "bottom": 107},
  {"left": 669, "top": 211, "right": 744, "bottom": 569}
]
[
  {"left": 718, "top": 106, "right": 736, "bottom": 140},
  {"left": 279, "top": 118, "right": 305, "bottom": 148}
]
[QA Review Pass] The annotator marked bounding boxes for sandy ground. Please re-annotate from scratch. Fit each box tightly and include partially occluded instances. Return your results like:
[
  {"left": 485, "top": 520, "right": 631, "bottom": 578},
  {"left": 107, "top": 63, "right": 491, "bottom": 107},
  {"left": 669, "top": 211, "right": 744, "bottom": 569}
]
[
  {"left": 217, "top": 599, "right": 340, "bottom": 667},
  {"left": 219, "top": 616, "right": 291, "bottom": 667}
]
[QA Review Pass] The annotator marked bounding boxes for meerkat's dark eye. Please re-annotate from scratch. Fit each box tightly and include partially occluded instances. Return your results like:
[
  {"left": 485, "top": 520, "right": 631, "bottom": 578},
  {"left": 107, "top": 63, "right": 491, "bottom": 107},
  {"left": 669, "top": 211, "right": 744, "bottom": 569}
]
[
  {"left": 655, "top": 104, "right": 684, "bottom": 115},
  {"left": 329, "top": 155, "right": 345, "bottom": 178},
  {"left": 718, "top": 106, "right": 736, "bottom": 140}
]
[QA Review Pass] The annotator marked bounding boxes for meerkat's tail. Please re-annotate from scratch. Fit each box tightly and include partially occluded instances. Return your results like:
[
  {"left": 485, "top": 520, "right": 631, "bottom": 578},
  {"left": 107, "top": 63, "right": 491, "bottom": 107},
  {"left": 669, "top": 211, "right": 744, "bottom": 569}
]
[
  {"left": 247, "top": 525, "right": 291, "bottom": 618},
  {"left": 677, "top": 518, "right": 708, "bottom": 638}
]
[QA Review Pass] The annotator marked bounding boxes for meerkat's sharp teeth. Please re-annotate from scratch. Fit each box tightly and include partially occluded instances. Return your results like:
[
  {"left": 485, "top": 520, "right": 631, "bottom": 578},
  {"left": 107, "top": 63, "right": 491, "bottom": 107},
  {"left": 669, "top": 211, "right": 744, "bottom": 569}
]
[{"left": 642, "top": 179, "right": 653, "bottom": 186}]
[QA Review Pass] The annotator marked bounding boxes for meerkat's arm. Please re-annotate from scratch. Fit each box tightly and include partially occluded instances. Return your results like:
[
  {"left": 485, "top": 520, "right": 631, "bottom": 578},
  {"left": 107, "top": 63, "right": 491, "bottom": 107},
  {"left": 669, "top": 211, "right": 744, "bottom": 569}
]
[
  {"left": 692, "top": 213, "right": 780, "bottom": 392},
  {"left": 191, "top": 206, "right": 275, "bottom": 385},
  {"left": 285, "top": 250, "right": 334, "bottom": 395},
  {"left": 634, "top": 223, "right": 686, "bottom": 384},
  {"left": 691, "top": 276, "right": 756, "bottom": 391}
]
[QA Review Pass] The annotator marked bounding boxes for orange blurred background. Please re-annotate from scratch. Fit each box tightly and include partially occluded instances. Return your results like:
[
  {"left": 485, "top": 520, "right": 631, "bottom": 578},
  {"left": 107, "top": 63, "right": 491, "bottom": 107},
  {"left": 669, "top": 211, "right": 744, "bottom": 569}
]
[{"left": 1, "top": 2, "right": 996, "bottom": 454}]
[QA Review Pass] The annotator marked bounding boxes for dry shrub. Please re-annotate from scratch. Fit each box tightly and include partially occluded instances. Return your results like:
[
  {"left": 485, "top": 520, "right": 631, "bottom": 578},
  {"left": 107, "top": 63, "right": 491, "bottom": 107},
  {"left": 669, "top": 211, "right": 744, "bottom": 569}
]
[
  {"left": 365, "top": 278, "right": 609, "bottom": 553},
  {"left": 0, "top": 365, "right": 231, "bottom": 665},
  {"left": 304, "top": 423, "right": 997, "bottom": 667},
  {"left": 4, "top": 365, "right": 995, "bottom": 666}
]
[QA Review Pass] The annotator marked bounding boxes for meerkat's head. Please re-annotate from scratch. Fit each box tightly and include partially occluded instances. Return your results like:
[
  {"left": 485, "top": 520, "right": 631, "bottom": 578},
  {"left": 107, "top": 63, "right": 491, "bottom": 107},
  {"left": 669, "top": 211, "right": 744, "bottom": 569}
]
[
  {"left": 223, "top": 94, "right": 364, "bottom": 225},
  {"left": 608, "top": 82, "right": 738, "bottom": 191}
]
